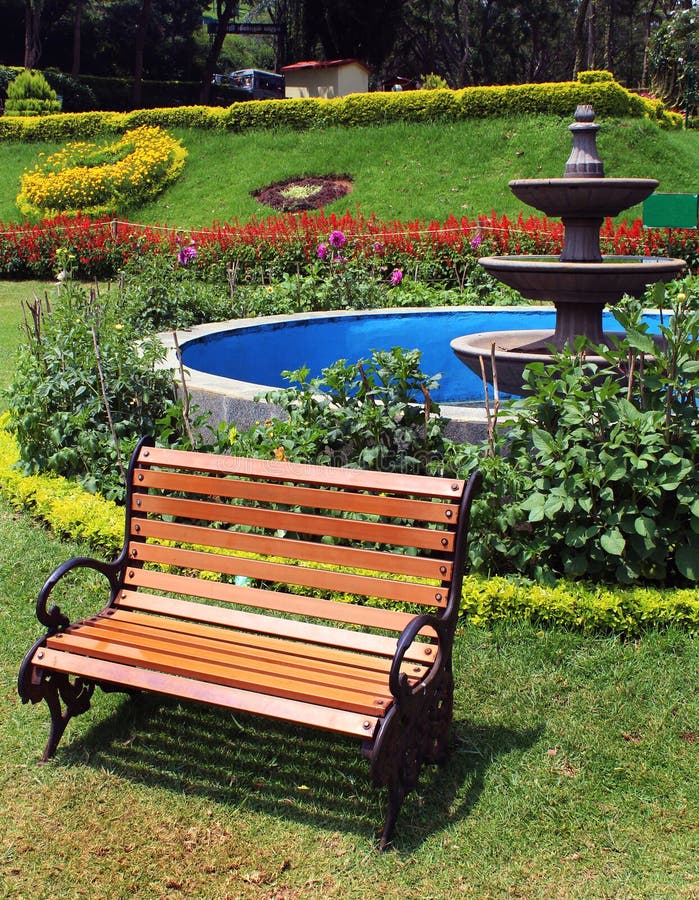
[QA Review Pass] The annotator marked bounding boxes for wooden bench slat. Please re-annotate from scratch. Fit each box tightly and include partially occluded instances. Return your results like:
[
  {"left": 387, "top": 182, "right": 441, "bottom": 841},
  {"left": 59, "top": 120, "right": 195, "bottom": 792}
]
[
  {"left": 137, "top": 445, "right": 465, "bottom": 500},
  {"left": 135, "top": 470, "right": 461, "bottom": 526},
  {"left": 132, "top": 491, "right": 455, "bottom": 552},
  {"left": 102, "top": 609, "right": 429, "bottom": 677},
  {"left": 45, "top": 632, "right": 390, "bottom": 717},
  {"left": 128, "top": 542, "right": 447, "bottom": 607},
  {"left": 120, "top": 572, "right": 421, "bottom": 634},
  {"left": 133, "top": 516, "right": 452, "bottom": 582},
  {"left": 116, "top": 592, "right": 434, "bottom": 662},
  {"left": 67, "top": 617, "right": 413, "bottom": 694},
  {"left": 33, "top": 648, "right": 379, "bottom": 739}
]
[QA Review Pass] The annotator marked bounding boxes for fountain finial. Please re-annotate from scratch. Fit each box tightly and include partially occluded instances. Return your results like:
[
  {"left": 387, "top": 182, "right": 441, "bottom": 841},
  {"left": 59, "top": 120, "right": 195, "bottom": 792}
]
[{"left": 564, "top": 105, "right": 604, "bottom": 178}]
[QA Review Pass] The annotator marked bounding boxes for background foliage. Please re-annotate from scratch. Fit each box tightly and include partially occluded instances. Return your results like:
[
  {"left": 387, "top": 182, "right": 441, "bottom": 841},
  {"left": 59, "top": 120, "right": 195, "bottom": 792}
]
[{"left": 3, "top": 1, "right": 697, "bottom": 114}]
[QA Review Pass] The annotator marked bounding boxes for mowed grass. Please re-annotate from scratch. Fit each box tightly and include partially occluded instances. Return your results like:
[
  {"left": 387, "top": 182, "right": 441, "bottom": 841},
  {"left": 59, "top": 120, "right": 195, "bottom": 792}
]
[
  {"left": 1, "top": 495, "right": 697, "bottom": 898},
  {"left": 0, "top": 116, "right": 698, "bottom": 226}
]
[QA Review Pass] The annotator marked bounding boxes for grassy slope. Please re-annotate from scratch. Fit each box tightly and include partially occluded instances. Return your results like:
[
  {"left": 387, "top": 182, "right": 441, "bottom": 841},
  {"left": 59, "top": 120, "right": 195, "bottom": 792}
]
[{"left": 0, "top": 116, "right": 697, "bottom": 226}]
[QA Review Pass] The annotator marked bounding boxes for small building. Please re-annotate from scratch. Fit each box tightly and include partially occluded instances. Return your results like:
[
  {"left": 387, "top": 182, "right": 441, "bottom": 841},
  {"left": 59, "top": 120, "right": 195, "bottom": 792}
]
[{"left": 281, "top": 59, "right": 369, "bottom": 99}]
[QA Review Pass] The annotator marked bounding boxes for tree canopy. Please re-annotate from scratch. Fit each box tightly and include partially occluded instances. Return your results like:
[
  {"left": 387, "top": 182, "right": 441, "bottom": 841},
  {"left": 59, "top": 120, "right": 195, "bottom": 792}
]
[{"left": 2, "top": 1, "right": 696, "bottom": 107}]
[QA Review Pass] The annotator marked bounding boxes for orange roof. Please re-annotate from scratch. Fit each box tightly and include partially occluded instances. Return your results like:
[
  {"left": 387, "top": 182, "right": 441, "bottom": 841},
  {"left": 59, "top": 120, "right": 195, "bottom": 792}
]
[{"left": 281, "top": 59, "right": 369, "bottom": 73}]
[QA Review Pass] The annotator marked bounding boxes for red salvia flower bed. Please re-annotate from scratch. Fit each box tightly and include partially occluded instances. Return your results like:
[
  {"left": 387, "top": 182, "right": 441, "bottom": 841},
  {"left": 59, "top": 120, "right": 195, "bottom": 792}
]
[{"left": 0, "top": 210, "right": 695, "bottom": 282}]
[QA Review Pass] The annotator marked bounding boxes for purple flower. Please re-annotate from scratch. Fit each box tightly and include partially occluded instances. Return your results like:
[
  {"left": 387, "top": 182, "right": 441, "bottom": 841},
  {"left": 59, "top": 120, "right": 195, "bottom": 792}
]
[
  {"left": 471, "top": 232, "right": 483, "bottom": 250},
  {"left": 373, "top": 241, "right": 385, "bottom": 254},
  {"left": 317, "top": 242, "right": 328, "bottom": 259},
  {"left": 177, "top": 244, "right": 197, "bottom": 266},
  {"left": 390, "top": 268, "right": 403, "bottom": 286},
  {"left": 329, "top": 229, "right": 346, "bottom": 249}
]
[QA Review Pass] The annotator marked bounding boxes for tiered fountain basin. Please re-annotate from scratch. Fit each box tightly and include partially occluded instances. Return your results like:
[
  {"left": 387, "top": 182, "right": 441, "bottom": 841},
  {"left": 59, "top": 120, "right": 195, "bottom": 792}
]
[
  {"left": 452, "top": 250, "right": 684, "bottom": 394},
  {"left": 450, "top": 113, "right": 686, "bottom": 395}
]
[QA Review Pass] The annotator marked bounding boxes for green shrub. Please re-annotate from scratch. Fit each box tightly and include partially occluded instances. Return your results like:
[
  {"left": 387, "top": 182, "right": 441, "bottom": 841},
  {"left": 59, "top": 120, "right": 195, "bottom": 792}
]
[
  {"left": 5, "top": 70, "right": 61, "bottom": 117},
  {"left": 5, "top": 277, "right": 180, "bottom": 501},
  {"left": 450, "top": 277, "right": 699, "bottom": 586},
  {"left": 233, "top": 347, "right": 448, "bottom": 474},
  {"left": 119, "top": 251, "right": 233, "bottom": 332},
  {"left": 577, "top": 69, "right": 615, "bottom": 83},
  {"left": 421, "top": 73, "right": 450, "bottom": 90},
  {"left": 0, "top": 75, "right": 680, "bottom": 142}
]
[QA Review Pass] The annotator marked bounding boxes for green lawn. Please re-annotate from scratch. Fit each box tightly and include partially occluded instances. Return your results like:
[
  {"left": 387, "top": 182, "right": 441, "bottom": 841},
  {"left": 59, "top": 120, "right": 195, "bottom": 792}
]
[
  {"left": 0, "top": 280, "right": 48, "bottom": 407},
  {"left": 1, "top": 116, "right": 698, "bottom": 226},
  {"left": 1, "top": 493, "right": 697, "bottom": 898}
]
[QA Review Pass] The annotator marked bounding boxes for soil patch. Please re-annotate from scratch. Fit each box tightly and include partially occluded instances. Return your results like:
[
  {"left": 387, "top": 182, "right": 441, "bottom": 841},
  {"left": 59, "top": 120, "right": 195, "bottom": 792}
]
[{"left": 252, "top": 174, "right": 353, "bottom": 212}]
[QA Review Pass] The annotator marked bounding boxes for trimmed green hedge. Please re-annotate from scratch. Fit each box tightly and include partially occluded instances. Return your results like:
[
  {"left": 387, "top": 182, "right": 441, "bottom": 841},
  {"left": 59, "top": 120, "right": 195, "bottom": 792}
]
[
  {"left": 0, "top": 75, "right": 681, "bottom": 143},
  {"left": 1, "top": 415, "right": 696, "bottom": 634}
]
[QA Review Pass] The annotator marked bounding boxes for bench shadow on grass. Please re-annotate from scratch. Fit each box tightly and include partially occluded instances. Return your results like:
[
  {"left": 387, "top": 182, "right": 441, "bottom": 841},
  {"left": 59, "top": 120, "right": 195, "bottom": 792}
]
[{"left": 58, "top": 693, "right": 541, "bottom": 851}]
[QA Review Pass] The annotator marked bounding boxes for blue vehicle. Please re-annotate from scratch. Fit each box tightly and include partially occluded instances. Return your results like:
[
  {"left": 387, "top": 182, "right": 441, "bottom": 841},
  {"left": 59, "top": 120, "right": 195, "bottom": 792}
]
[{"left": 212, "top": 69, "right": 285, "bottom": 101}]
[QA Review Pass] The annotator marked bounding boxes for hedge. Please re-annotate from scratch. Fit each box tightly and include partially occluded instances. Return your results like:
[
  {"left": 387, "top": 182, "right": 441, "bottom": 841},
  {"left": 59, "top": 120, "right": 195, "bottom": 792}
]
[
  {"left": 0, "top": 75, "right": 681, "bottom": 143},
  {"left": 1, "top": 415, "right": 696, "bottom": 634}
]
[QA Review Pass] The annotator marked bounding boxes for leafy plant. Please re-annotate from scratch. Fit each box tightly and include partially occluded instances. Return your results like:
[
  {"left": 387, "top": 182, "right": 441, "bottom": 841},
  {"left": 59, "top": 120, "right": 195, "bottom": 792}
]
[
  {"left": 119, "top": 250, "right": 232, "bottom": 332},
  {"left": 5, "top": 278, "right": 179, "bottom": 500},
  {"left": 233, "top": 347, "right": 448, "bottom": 474},
  {"left": 459, "top": 276, "right": 699, "bottom": 585}
]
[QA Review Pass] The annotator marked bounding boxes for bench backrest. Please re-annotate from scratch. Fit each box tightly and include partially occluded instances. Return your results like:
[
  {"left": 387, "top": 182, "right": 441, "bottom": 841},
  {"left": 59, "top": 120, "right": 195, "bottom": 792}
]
[{"left": 113, "top": 441, "right": 478, "bottom": 638}]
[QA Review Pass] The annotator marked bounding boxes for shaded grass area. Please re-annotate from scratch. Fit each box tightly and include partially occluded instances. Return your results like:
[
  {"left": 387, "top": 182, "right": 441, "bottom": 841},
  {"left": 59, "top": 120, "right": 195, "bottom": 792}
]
[
  {"left": 0, "top": 117, "right": 698, "bottom": 227},
  {"left": 1, "top": 496, "right": 697, "bottom": 898}
]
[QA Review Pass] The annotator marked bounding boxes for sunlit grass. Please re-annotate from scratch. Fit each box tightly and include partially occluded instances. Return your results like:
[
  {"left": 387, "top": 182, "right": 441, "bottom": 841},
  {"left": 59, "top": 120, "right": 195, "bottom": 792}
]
[
  {"left": 0, "top": 280, "right": 51, "bottom": 408},
  {"left": 1, "top": 492, "right": 697, "bottom": 897},
  {"left": 1, "top": 116, "right": 697, "bottom": 227}
]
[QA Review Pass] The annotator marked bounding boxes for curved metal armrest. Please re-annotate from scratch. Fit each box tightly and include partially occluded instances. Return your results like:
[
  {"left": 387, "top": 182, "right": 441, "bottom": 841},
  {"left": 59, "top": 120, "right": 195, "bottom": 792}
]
[
  {"left": 36, "top": 556, "right": 121, "bottom": 630},
  {"left": 389, "top": 613, "right": 450, "bottom": 698}
]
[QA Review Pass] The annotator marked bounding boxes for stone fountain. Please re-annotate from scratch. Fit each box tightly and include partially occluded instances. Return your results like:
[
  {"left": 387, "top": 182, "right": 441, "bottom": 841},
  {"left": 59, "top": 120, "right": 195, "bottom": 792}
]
[{"left": 450, "top": 105, "right": 686, "bottom": 395}]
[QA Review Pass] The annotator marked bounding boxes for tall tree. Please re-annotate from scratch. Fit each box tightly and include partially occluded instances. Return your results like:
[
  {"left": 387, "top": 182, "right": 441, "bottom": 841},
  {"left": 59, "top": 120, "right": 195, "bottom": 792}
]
[
  {"left": 72, "top": 0, "right": 84, "bottom": 75},
  {"left": 132, "top": 0, "right": 153, "bottom": 107},
  {"left": 199, "top": 0, "right": 239, "bottom": 103},
  {"left": 24, "top": 0, "right": 43, "bottom": 68}
]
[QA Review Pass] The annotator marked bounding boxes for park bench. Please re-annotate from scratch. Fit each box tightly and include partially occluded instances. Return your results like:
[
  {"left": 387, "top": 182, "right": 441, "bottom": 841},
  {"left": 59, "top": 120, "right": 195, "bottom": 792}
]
[{"left": 18, "top": 438, "right": 480, "bottom": 849}]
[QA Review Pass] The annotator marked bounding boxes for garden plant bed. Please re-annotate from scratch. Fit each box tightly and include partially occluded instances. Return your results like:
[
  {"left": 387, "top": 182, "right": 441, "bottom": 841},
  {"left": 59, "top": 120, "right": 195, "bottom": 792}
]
[{"left": 251, "top": 174, "right": 353, "bottom": 212}]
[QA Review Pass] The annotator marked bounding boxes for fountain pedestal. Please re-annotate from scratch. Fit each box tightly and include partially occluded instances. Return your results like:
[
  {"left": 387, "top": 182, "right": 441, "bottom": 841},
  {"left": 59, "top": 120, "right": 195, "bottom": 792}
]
[{"left": 451, "top": 106, "right": 686, "bottom": 394}]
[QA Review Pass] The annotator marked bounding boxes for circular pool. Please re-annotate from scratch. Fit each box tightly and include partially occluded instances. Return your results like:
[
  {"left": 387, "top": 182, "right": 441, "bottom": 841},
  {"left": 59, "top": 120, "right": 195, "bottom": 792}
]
[{"left": 179, "top": 306, "right": 662, "bottom": 405}]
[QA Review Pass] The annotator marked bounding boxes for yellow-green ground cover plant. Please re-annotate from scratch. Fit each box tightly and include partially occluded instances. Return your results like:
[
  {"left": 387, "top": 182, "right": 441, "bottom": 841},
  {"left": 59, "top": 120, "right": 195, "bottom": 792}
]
[{"left": 0, "top": 71, "right": 681, "bottom": 145}]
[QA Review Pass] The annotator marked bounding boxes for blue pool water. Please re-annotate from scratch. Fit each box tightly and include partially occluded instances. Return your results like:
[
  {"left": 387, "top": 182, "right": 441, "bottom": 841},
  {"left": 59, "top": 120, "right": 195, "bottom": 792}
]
[{"left": 181, "top": 308, "right": 662, "bottom": 404}]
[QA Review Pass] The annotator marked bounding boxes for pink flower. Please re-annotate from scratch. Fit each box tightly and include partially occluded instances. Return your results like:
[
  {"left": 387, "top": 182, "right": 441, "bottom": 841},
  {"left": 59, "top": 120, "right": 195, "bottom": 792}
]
[
  {"left": 177, "top": 243, "right": 197, "bottom": 266},
  {"left": 329, "top": 229, "right": 346, "bottom": 248},
  {"left": 317, "top": 242, "right": 328, "bottom": 259},
  {"left": 390, "top": 268, "right": 403, "bottom": 286}
]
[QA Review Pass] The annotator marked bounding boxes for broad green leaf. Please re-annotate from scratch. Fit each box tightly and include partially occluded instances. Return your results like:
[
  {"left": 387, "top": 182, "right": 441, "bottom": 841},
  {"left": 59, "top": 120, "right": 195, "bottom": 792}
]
[
  {"left": 600, "top": 528, "right": 626, "bottom": 556},
  {"left": 676, "top": 540, "right": 699, "bottom": 581}
]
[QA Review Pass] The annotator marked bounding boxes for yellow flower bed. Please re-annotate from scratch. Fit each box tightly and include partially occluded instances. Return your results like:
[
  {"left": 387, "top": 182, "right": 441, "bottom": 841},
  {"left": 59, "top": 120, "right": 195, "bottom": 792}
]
[{"left": 16, "top": 125, "right": 187, "bottom": 217}]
